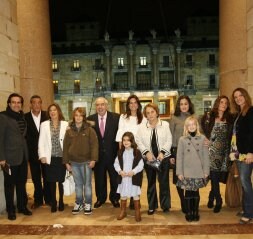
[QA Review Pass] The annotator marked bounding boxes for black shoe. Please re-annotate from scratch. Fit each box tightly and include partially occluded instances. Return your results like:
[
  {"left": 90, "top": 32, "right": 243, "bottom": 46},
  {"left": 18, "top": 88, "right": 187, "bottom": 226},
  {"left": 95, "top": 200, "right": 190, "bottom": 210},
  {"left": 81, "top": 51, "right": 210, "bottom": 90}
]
[
  {"left": 163, "top": 208, "right": 169, "bottom": 213},
  {"left": 51, "top": 205, "right": 57, "bottom": 213},
  {"left": 31, "top": 202, "right": 43, "bottom": 209},
  {"left": 58, "top": 202, "right": 64, "bottom": 211},
  {"left": 147, "top": 209, "right": 155, "bottom": 215},
  {"left": 8, "top": 212, "right": 16, "bottom": 220},
  {"left": 111, "top": 200, "right": 120, "bottom": 208},
  {"left": 94, "top": 201, "right": 103, "bottom": 209},
  {"left": 213, "top": 204, "right": 222, "bottom": 213},
  {"left": 18, "top": 207, "right": 32, "bottom": 216},
  {"left": 185, "top": 213, "right": 193, "bottom": 222}
]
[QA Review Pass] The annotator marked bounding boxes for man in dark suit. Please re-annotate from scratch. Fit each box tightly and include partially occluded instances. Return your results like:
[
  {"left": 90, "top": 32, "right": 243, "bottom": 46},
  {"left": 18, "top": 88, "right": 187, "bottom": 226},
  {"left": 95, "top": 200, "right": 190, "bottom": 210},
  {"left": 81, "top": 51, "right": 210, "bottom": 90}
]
[
  {"left": 87, "top": 97, "right": 120, "bottom": 208},
  {"left": 25, "top": 95, "right": 50, "bottom": 208},
  {"left": 0, "top": 93, "right": 32, "bottom": 220}
]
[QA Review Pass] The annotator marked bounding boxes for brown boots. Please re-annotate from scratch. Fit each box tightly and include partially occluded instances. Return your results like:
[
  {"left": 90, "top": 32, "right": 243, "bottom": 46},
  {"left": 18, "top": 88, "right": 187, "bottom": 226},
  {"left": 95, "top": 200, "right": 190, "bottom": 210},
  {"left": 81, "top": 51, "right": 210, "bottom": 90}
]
[
  {"left": 134, "top": 199, "right": 141, "bottom": 222},
  {"left": 117, "top": 199, "right": 141, "bottom": 222},
  {"left": 117, "top": 200, "right": 127, "bottom": 220}
]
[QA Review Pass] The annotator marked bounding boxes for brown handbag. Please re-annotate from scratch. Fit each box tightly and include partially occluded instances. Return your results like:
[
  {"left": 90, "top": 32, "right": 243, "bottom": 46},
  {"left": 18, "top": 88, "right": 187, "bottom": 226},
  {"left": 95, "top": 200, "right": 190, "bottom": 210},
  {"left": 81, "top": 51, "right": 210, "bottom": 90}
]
[{"left": 225, "top": 161, "right": 242, "bottom": 208}]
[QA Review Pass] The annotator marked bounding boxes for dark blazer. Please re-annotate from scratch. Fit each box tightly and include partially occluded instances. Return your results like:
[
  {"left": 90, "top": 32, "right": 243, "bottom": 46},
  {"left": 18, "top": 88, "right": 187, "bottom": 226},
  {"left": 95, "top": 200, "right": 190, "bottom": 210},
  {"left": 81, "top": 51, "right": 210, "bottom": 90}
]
[
  {"left": 87, "top": 111, "right": 119, "bottom": 162},
  {"left": 236, "top": 107, "right": 253, "bottom": 154},
  {"left": 0, "top": 113, "right": 27, "bottom": 166},
  {"left": 25, "top": 111, "right": 48, "bottom": 161}
]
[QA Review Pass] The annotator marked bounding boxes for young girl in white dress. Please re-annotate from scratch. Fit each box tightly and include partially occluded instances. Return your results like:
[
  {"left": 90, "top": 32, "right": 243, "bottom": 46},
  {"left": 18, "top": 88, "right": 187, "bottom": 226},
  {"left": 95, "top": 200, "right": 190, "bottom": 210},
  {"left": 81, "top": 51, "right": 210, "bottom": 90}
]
[{"left": 114, "top": 132, "right": 144, "bottom": 222}]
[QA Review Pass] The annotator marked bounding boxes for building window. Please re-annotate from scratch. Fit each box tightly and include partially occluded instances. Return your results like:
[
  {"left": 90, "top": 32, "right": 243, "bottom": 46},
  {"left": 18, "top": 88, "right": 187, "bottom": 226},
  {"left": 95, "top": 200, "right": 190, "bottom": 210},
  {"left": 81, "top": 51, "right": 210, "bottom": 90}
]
[
  {"left": 159, "top": 71, "right": 175, "bottom": 89},
  {"left": 139, "top": 57, "right": 147, "bottom": 67},
  {"left": 208, "top": 54, "right": 216, "bottom": 67},
  {"left": 185, "top": 54, "right": 193, "bottom": 67},
  {"left": 74, "top": 79, "right": 80, "bottom": 94},
  {"left": 53, "top": 80, "right": 58, "bottom": 94},
  {"left": 113, "top": 72, "right": 128, "bottom": 90},
  {"left": 163, "top": 56, "right": 170, "bottom": 67},
  {"left": 203, "top": 100, "right": 212, "bottom": 113},
  {"left": 136, "top": 72, "right": 151, "bottom": 90},
  {"left": 72, "top": 60, "right": 81, "bottom": 71},
  {"left": 94, "top": 59, "right": 102, "bottom": 70},
  {"left": 185, "top": 75, "right": 193, "bottom": 89},
  {"left": 209, "top": 74, "right": 216, "bottom": 89},
  {"left": 52, "top": 60, "right": 58, "bottom": 72},
  {"left": 158, "top": 99, "right": 170, "bottom": 116},
  {"left": 118, "top": 58, "right": 124, "bottom": 68}
]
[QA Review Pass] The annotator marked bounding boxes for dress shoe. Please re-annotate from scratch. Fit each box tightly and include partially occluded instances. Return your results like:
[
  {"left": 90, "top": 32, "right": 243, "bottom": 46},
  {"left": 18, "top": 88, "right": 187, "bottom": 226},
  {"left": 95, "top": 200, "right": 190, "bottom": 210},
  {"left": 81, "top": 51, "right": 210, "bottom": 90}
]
[
  {"left": 58, "top": 201, "right": 65, "bottom": 211},
  {"left": 8, "top": 212, "right": 16, "bottom": 220},
  {"left": 111, "top": 200, "right": 120, "bottom": 208},
  {"left": 94, "top": 201, "right": 103, "bottom": 208},
  {"left": 163, "top": 208, "right": 169, "bottom": 213},
  {"left": 31, "top": 202, "right": 43, "bottom": 209},
  {"left": 18, "top": 207, "right": 32, "bottom": 216},
  {"left": 147, "top": 209, "right": 155, "bottom": 215}
]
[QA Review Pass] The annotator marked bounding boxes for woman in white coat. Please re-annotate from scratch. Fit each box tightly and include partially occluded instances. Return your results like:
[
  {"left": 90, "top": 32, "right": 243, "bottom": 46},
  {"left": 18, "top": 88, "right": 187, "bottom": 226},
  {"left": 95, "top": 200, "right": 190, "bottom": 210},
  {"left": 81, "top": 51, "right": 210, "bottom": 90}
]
[{"left": 38, "top": 103, "right": 68, "bottom": 213}]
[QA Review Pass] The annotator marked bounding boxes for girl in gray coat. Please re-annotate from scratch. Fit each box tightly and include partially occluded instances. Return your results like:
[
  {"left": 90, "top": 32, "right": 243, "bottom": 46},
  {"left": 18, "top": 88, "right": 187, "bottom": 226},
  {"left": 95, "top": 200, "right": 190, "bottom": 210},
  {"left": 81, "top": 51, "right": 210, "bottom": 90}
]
[{"left": 176, "top": 116, "right": 210, "bottom": 222}]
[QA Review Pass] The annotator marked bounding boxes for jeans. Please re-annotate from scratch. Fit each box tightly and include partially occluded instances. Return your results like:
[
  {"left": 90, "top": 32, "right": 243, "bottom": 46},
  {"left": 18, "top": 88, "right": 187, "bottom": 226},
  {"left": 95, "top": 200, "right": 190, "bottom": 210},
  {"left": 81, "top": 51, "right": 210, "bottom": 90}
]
[
  {"left": 236, "top": 161, "right": 253, "bottom": 218},
  {"left": 71, "top": 162, "right": 92, "bottom": 205}
]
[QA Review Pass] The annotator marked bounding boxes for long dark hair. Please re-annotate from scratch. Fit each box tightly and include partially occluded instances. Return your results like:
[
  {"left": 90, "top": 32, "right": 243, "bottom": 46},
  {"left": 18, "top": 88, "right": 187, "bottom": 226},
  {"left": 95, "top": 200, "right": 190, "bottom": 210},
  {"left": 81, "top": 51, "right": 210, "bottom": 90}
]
[
  {"left": 232, "top": 87, "right": 252, "bottom": 116},
  {"left": 118, "top": 132, "right": 138, "bottom": 158},
  {"left": 174, "top": 95, "right": 195, "bottom": 116},
  {"left": 125, "top": 95, "right": 143, "bottom": 124},
  {"left": 47, "top": 103, "right": 65, "bottom": 121}
]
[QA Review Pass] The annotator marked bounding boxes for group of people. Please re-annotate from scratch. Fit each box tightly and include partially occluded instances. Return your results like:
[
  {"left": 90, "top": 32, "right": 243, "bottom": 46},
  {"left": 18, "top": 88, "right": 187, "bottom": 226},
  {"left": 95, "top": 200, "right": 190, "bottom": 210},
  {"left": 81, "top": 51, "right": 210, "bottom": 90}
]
[{"left": 0, "top": 87, "right": 252, "bottom": 224}]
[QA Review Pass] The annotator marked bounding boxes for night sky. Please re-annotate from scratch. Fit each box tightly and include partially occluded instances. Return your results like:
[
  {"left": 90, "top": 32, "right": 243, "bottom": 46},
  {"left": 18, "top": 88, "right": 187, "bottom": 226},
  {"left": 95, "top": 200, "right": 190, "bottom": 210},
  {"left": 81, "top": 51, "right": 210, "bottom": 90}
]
[{"left": 49, "top": 0, "right": 219, "bottom": 41}]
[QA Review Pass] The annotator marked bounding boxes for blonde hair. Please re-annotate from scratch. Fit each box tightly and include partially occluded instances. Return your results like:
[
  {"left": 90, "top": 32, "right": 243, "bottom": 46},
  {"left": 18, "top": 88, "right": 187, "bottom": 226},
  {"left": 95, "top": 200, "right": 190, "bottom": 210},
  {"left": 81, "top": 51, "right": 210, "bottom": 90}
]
[{"left": 183, "top": 116, "right": 201, "bottom": 136}]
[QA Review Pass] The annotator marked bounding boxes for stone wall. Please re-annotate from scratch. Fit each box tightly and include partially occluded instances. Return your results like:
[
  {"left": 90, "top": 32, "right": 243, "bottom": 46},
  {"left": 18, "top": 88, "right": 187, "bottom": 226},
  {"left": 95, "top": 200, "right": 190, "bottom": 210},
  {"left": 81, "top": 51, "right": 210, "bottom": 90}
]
[
  {"left": 0, "top": 0, "right": 19, "bottom": 214},
  {"left": 0, "top": 0, "right": 19, "bottom": 111}
]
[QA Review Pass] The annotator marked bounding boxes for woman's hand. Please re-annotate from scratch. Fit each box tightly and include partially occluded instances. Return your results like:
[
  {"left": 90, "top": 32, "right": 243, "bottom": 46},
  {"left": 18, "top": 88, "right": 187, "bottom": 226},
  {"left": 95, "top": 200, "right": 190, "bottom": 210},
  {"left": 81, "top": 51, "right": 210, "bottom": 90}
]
[
  {"left": 127, "top": 171, "right": 135, "bottom": 177},
  {"left": 245, "top": 153, "right": 253, "bottom": 164},
  {"left": 0, "top": 160, "right": 6, "bottom": 166},
  {"left": 119, "top": 170, "right": 128, "bottom": 177},
  {"left": 146, "top": 152, "right": 153, "bottom": 161},
  {"left": 204, "top": 174, "right": 209, "bottom": 178},
  {"left": 89, "top": 161, "right": 96, "bottom": 169},
  {"left": 66, "top": 163, "right": 72, "bottom": 171},
  {"left": 157, "top": 152, "right": 164, "bottom": 161},
  {"left": 178, "top": 175, "right": 184, "bottom": 181},
  {"left": 204, "top": 138, "right": 210, "bottom": 147},
  {"left": 170, "top": 157, "right": 175, "bottom": 165},
  {"left": 40, "top": 157, "right": 47, "bottom": 164}
]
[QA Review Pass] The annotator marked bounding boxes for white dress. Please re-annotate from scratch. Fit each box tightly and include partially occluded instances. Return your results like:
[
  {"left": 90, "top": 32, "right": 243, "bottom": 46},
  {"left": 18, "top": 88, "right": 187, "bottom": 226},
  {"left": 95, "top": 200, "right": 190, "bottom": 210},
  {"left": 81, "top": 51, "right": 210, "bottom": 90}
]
[
  {"left": 114, "top": 148, "right": 144, "bottom": 197},
  {"left": 115, "top": 114, "right": 147, "bottom": 142}
]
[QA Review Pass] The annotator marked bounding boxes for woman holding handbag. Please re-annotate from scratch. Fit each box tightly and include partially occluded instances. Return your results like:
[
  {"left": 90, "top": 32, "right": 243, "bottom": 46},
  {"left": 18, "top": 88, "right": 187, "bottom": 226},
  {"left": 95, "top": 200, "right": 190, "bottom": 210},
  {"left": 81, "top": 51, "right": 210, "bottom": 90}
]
[
  {"left": 201, "top": 96, "right": 233, "bottom": 213},
  {"left": 231, "top": 88, "right": 253, "bottom": 224},
  {"left": 135, "top": 103, "right": 172, "bottom": 215}
]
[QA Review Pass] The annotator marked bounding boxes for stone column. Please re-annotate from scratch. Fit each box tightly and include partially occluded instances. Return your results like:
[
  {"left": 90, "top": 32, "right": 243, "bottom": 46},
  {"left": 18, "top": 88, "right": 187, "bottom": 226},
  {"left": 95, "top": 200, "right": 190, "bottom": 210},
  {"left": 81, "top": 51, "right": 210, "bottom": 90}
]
[
  {"left": 103, "top": 42, "right": 112, "bottom": 90},
  {"left": 17, "top": 0, "right": 53, "bottom": 111},
  {"left": 219, "top": 0, "right": 248, "bottom": 97},
  {"left": 126, "top": 40, "right": 136, "bottom": 90},
  {"left": 149, "top": 39, "right": 160, "bottom": 90}
]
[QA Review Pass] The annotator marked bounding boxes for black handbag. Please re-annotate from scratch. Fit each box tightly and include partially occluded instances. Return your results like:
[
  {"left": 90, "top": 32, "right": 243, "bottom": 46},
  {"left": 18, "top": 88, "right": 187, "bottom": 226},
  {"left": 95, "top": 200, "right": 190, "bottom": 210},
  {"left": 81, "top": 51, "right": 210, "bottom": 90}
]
[{"left": 146, "top": 158, "right": 161, "bottom": 171}]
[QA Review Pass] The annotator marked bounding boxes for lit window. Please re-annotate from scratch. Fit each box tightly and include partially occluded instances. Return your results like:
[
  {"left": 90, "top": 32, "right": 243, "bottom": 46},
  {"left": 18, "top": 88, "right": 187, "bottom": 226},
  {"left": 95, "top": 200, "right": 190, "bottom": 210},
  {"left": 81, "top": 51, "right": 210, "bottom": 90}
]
[
  {"left": 52, "top": 60, "right": 58, "bottom": 72},
  {"left": 140, "top": 57, "right": 147, "bottom": 66},
  {"left": 53, "top": 80, "right": 58, "bottom": 94},
  {"left": 118, "top": 58, "right": 124, "bottom": 67},
  {"left": 73, "top": 60, "right": 80, "bottom": 69},
  {"left": 74, "top": 79, "right": 80, "bottom": 94}
]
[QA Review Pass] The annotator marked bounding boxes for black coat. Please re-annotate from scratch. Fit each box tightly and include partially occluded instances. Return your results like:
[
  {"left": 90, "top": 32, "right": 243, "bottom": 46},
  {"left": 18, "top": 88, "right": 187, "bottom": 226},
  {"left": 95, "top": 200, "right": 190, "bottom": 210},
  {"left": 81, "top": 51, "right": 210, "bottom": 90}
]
[
  {"left": 25, "top": 111, "right": 48, "bottom": 161},
  {"left": 236, "top": 107, "right": 253, "bottom": 154},
  {"left": 0, "top": 113, "right": 28, "bottom": 166},
  {"left": 87, "top": 111, "right": 119, "bottom": 162}
]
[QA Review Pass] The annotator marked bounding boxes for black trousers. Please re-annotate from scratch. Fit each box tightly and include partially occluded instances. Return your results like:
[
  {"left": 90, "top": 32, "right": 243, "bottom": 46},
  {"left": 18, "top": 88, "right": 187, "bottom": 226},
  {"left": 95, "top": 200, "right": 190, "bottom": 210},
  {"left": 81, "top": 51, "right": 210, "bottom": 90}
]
[
  {"left": 29, "top": 158, "right": 51, "bottom": 204},
  {"left": 145, "top": 157, "right": 171, "bottom": 211},
  {"left": 3, "top": 159, "right": 28, "bottom": 213},
  {"left": 209, "top": 171, "right": 222, "bottom": 201},
  {"left": 94, "top": 156, "right": 120, "bottom": 203}
]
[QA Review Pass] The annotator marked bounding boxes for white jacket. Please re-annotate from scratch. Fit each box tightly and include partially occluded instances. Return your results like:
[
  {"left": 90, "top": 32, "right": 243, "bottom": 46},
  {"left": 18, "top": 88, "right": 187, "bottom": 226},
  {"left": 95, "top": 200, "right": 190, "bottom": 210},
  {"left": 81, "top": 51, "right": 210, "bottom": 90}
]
[
  {"left": 135, "top": 119, "right": 172, "bottom": 158},
  {"left": 38, "top": 120, "right": 68, "bottom": 164}
]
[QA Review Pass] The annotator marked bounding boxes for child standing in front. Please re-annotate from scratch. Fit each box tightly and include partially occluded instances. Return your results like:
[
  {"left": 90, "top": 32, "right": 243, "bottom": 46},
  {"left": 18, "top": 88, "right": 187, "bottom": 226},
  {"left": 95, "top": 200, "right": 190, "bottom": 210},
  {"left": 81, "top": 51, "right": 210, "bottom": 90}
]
[
  {"left": 176, "top": 116, "right": 209, "bottom": 222},
  {"left": 114, "top": 132, "right": 144, "bottom": 222}
]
